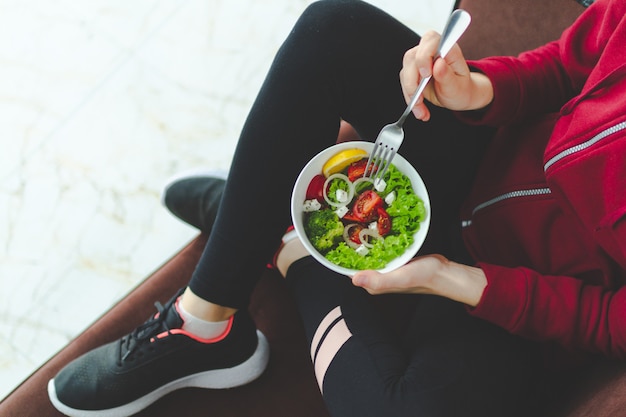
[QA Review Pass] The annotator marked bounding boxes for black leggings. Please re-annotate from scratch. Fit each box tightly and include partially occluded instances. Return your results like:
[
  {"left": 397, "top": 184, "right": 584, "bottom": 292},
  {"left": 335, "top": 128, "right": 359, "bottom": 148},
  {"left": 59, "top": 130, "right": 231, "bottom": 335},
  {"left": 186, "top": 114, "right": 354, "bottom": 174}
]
[{"left": 189, "top": 1, "right": 542, "bottom": 415}]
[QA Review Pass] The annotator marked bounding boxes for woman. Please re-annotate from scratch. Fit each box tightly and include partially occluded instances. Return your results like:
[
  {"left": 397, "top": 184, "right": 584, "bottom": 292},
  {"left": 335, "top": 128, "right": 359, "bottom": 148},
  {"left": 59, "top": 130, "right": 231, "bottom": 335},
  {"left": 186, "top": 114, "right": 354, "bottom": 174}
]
[{"left": 49, "top": 0, "right": 626, "bottom": 416}]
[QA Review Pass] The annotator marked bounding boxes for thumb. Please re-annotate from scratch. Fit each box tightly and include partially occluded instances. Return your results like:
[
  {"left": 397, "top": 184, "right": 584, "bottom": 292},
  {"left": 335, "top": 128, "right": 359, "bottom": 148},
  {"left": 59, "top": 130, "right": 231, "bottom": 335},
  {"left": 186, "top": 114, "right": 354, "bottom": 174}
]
[
  {"left": 431, "top": 56, "right": 461, "bottom": 96},
  {"left": 430, "top": 46, "right": 471, "bottom": 108},
  {"left": 434, "top": 43, "right": 468, "bottom": 80},
  {"left": 352, "top": 270, "right": 385, "bottom": 294}
]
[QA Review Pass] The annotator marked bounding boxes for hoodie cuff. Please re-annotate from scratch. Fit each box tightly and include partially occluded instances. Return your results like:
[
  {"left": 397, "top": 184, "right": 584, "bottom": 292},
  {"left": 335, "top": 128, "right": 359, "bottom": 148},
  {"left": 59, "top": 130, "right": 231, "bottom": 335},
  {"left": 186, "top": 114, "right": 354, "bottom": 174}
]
[{"left": 466, "top": 262, "right": 529, "bottom": 332}]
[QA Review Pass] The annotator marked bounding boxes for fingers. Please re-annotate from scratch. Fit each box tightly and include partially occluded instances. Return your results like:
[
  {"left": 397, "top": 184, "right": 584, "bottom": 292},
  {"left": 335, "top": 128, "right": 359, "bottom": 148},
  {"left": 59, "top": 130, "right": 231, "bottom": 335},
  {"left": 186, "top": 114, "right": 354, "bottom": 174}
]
[
  {"left": 352, "top": 255, "right": 448, "bottom": 295},
  {"left": 400, "top": 31, "right": 441, "bottom": 121},
  {"left": 352, "top": 270, "right": 386, "bottom": 294},
  {"left": 402, "top": 30, "right": 441, "bottom": 82},
  {"left": 400, "top": 30, "right": 471, "bottom": 118}
]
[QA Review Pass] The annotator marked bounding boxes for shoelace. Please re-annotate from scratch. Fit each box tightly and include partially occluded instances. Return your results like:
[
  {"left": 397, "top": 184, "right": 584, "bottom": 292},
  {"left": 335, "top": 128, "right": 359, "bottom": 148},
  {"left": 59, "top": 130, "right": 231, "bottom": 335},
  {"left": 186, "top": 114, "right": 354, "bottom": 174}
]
[{"left": 118, "top": 295, "right": 179, "bottom": 363}]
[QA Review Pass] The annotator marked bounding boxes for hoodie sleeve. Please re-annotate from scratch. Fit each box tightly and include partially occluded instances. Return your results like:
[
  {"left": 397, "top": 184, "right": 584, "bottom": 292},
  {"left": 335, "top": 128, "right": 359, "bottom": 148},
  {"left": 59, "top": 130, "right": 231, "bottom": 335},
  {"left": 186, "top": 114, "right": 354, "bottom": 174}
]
[{"left": 469, "top": 263, "right": 626, "bottom": 360}]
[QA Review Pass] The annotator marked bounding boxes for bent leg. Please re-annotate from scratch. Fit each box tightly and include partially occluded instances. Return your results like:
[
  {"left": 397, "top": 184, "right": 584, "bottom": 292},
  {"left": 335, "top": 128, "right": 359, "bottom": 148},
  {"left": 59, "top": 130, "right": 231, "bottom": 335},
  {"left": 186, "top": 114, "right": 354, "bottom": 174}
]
[
  {"left": 287, "top": 258, "right": 542, "bottom": 417},
  {"left": 188, "top": 0, "right": 429, "bottom": 308}
]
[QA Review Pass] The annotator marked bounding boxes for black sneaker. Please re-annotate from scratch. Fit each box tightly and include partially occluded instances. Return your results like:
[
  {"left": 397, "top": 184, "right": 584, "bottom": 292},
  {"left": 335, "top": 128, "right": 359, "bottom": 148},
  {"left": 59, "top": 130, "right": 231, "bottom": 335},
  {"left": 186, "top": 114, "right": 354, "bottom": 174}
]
[
  {"left": 48, "top": 290, "right": 269, "bottom": 417},
  {"left": 161, "top": 169, "right": 227, "bottom": 233}
]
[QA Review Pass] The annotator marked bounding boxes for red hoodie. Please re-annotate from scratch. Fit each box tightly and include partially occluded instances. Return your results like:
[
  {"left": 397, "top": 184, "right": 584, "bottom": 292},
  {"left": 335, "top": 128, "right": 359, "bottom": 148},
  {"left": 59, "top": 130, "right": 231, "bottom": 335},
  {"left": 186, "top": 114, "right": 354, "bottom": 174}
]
[{"left": 457, "top": 0, "right": 626, "bottom": 360}]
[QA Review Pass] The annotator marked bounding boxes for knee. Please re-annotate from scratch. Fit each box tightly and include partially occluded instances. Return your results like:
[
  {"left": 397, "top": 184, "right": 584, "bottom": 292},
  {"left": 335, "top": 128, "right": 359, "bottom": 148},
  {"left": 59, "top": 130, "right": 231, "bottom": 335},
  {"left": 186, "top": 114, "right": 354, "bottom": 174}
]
[
  {"left": 296, "top": 0, "right": 372, "bottom": 39},
  {"left": 280, "top": 0, "right": 387, "bottom": 66},
  {"left": 302, "top": 0, "right": 364, "bottom": 19}
]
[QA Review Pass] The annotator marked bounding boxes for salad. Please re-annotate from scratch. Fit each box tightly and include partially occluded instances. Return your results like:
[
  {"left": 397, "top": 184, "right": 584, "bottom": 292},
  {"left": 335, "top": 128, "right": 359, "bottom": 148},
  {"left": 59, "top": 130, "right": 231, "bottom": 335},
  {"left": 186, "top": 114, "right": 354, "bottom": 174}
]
[{"left": 301, "top": 148, "right": 427, "bottom": 270}]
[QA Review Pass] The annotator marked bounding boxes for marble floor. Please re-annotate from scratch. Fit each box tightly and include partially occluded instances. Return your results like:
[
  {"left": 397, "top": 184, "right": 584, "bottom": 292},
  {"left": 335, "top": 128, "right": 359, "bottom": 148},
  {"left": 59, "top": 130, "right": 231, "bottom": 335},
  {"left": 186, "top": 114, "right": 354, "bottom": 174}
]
[{"left": 0, "top": 0, "right": 454, "bottom": 401}]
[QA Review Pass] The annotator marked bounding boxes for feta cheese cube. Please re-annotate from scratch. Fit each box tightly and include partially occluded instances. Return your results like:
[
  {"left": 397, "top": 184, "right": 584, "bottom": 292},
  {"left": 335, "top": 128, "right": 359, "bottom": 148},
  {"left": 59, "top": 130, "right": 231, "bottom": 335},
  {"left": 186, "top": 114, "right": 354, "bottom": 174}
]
[
  {"left": 334, "top": 205, "right": 349, "bottom": 218},
  {"left": 385, "top": 191, "right": 396, "bottom": 205},
  {"left": 302, "top": 199, "right": 321, "bottom": 212},
  {"left": 355, "top": 245, "right": 369, "bottom": 256},
  {"left": 336, "top": 189, "right": 349, "bottom": 203},
  {"left": 374, "top": 178, "right": 386, "bottom": 192}
]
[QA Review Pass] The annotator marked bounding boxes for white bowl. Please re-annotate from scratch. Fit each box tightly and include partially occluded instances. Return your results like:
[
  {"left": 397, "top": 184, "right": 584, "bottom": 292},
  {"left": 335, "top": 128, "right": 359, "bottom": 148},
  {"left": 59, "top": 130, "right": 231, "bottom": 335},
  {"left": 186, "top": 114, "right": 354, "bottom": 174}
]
[{"left": 291, "top": 141, "right": 430, "bottom": 276}]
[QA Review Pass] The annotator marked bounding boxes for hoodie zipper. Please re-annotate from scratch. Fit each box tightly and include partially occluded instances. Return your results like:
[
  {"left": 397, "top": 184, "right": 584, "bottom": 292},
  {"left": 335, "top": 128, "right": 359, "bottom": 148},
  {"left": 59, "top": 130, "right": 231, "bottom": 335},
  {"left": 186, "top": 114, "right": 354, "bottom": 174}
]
[
  {"left": 461, "top": 188, "right": 552, "bottom": 228},
  {"left": 544, "top": 121, "right": 626, "bottom": 171},
  {"left": 462, "top": 121, "right": 626, "bottom": 228}
]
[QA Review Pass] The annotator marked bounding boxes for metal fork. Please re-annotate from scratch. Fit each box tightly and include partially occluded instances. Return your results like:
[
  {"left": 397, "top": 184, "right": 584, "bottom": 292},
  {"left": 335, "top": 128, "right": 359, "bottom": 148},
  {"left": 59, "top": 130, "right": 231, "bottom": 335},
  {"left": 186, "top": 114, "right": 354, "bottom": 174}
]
[{"left": 363, "top": 9, "right": 472, "bottom": 182}]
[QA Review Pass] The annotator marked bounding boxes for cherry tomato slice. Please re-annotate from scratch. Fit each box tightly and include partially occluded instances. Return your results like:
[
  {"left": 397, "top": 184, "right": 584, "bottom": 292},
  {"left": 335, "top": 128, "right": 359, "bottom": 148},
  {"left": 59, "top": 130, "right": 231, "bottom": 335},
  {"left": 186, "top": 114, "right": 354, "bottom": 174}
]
[
  {"left": 353, "top": 190, "right": 383, "bottom": 222},
  {"left": 347, "top": 159, "right": 366, "bottom": 182},
  {"left": 342, "top": 211, "right": 362, "bottom": 223},
  {"left": 306, "top": 174, "right": 326, "bottom": 203},
  {"left": 376, "top": 207, "right": 392, "bottom": 236},
  {"left": 348, "top": 224, "right": 364, "bottom": 244},
  {"left": 347, "top": 159, "right": 377, "bottom": 182}
]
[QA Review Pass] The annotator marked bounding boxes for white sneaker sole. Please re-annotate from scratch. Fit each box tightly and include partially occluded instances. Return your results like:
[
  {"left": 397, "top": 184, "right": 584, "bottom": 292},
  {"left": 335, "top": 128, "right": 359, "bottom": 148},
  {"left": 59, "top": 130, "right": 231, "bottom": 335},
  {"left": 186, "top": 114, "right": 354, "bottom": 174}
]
[{"left": 48, "top": 330, "right": 269, "bottom": 417}]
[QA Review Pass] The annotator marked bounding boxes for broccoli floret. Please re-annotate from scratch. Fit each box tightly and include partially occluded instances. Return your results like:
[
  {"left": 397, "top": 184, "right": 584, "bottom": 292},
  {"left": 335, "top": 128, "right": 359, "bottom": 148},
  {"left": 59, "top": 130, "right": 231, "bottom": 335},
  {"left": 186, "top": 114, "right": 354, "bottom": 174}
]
[{"left": 304, "top": 209, "right": 344, "bottom": 253}]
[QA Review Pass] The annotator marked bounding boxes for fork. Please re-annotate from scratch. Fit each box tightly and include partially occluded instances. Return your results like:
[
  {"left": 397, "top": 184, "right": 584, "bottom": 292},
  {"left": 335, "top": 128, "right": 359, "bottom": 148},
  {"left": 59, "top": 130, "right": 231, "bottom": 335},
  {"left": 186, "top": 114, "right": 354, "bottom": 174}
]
[{"left": 363, "top": 9, "right": 472, "bottom": 182}]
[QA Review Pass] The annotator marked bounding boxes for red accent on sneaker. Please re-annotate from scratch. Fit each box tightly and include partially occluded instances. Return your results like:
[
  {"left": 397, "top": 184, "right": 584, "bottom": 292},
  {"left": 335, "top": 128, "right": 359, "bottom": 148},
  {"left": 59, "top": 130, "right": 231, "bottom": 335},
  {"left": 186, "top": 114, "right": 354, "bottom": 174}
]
[
  {"left": 151, "top": 315, "right": 235, "bottom": 344},
  {"left": 267, "top": 225, "right": 297, "bottom": 270}
]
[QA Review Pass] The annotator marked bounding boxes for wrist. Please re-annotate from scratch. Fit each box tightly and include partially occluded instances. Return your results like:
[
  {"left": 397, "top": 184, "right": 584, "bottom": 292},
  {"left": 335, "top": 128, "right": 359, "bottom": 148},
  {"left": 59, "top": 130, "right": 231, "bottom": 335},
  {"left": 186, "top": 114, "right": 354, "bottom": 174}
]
[
  {"left": 468, "top": 72, "right": 494, "bottom": 111},
  {"left": 432, "top": 261, "right": 487, "bottom": 307}
]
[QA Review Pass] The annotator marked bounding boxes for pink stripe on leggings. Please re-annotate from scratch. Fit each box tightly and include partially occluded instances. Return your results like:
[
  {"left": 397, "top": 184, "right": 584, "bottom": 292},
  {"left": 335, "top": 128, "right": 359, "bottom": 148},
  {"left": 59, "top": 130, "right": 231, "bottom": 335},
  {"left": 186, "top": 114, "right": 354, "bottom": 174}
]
[
  {"left": 310, "top": 307, "right": 353, "bottom": 393},
  {"left": 310, "top": 306, "right": 343, "bottom": 359}
]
